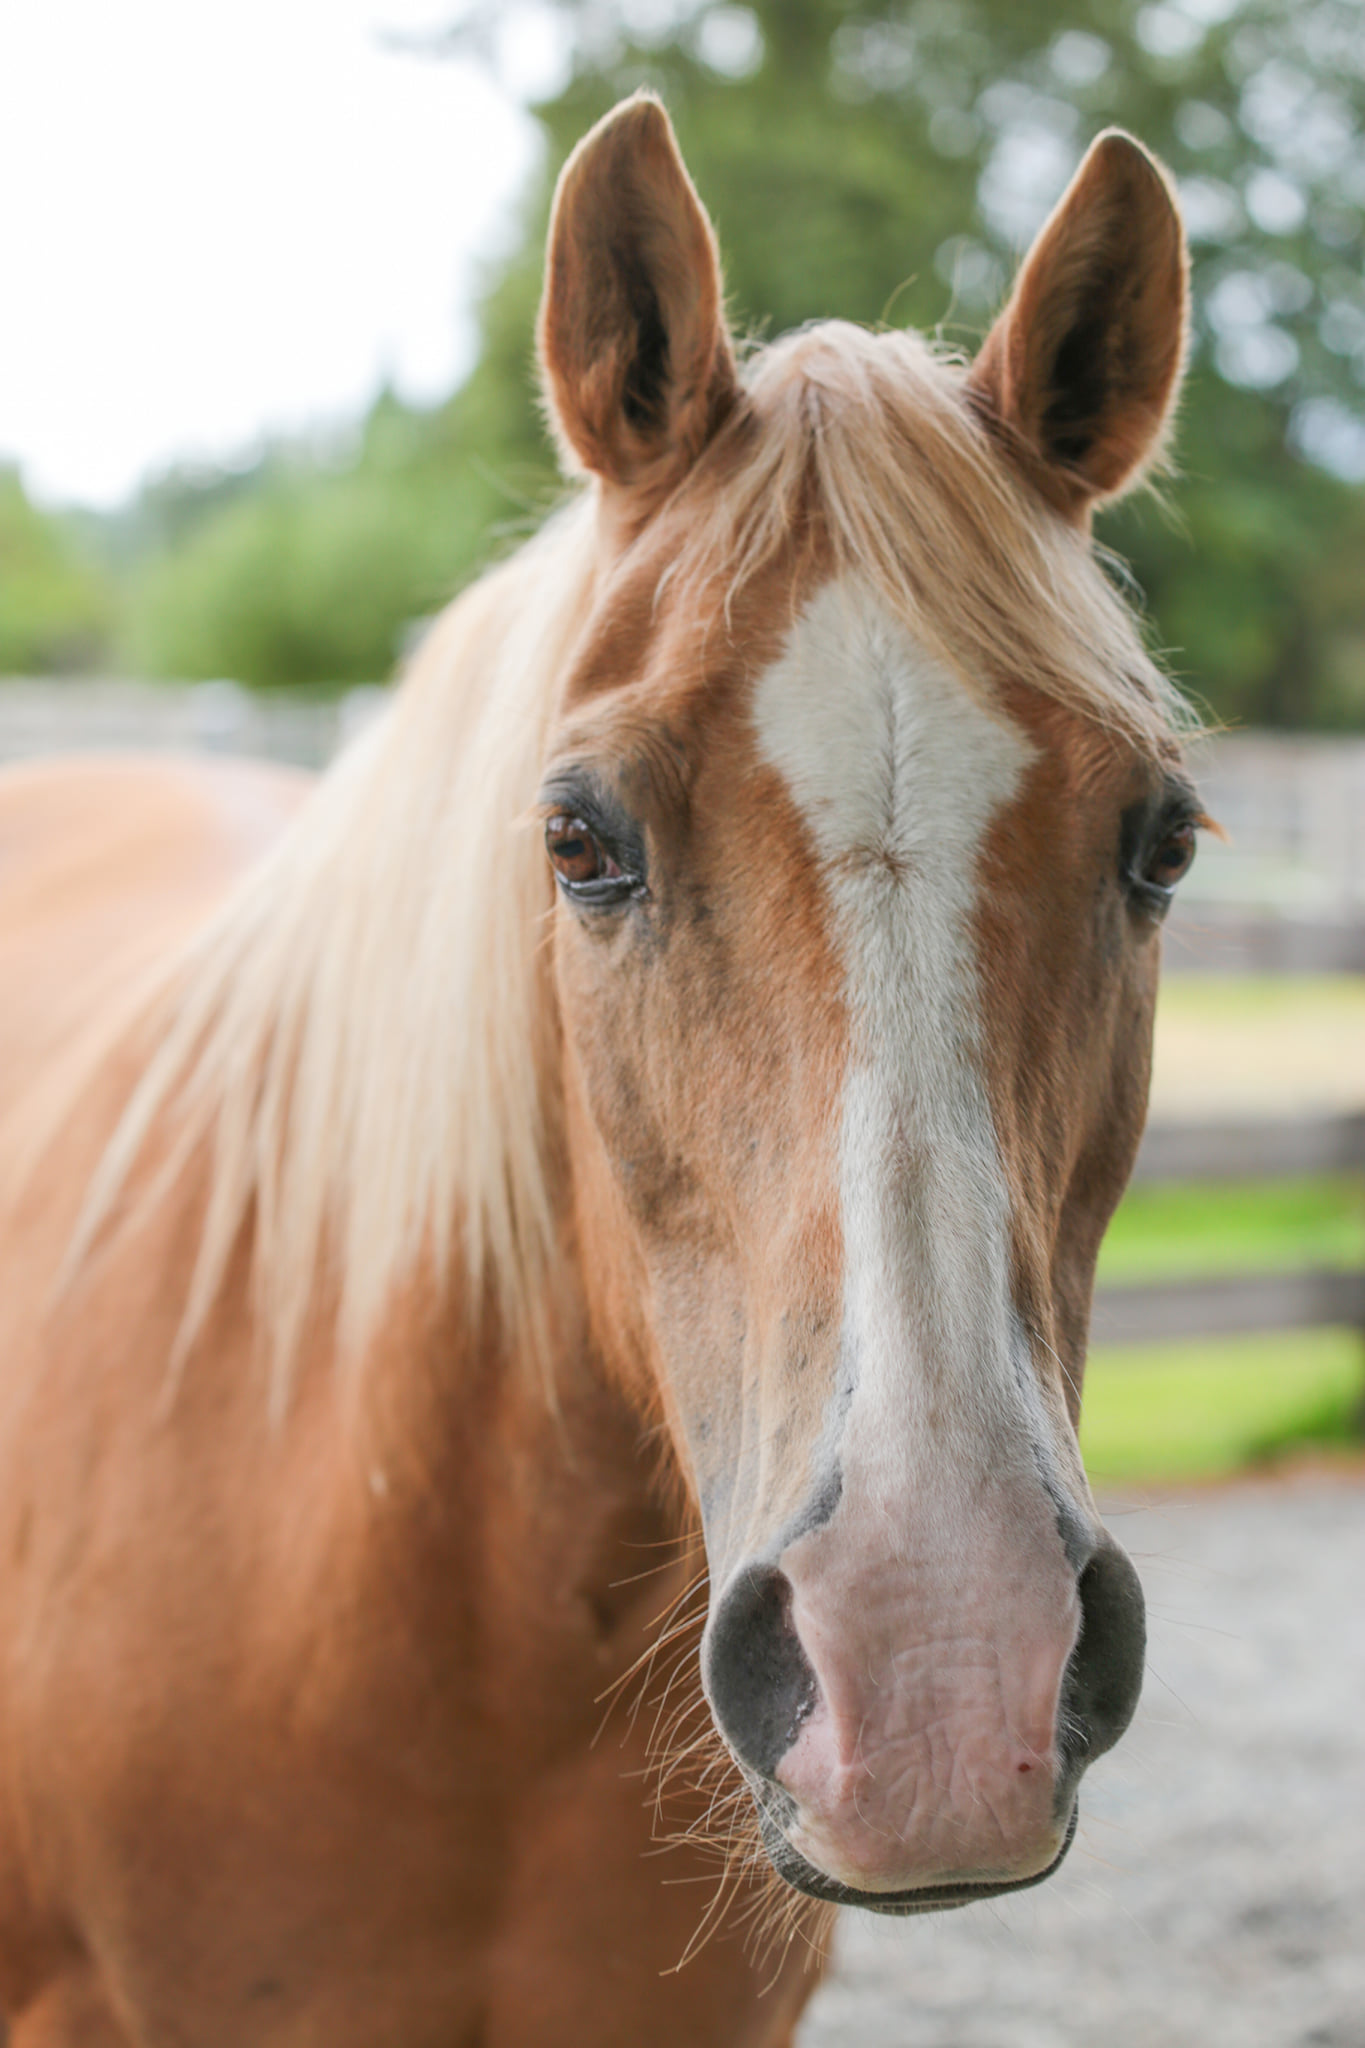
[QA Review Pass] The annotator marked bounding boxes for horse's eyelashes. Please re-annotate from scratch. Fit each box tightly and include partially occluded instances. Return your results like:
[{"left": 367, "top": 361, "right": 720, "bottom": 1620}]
[{"left": 1120, "top": 794, "right": 1200, "bottom": 917}]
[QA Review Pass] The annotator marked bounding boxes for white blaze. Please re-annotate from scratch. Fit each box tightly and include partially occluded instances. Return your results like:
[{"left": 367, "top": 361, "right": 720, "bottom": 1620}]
[{"left": 752, "top": 577, "right": 1038, "bottom": 1520}]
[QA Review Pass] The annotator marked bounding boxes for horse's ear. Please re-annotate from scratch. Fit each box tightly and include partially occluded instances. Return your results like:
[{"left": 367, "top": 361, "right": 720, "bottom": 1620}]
[
  {"left": 538, "top": 92, "right": 739, "bottom": 499},
  {"left": 968, "top": 131, "right": 1188, "bottom": 519}
]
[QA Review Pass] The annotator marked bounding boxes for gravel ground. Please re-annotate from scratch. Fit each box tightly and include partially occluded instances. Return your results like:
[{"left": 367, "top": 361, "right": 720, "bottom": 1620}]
[{"left": 798, "top": 1464, "right": 1365, "bottom": 2048}]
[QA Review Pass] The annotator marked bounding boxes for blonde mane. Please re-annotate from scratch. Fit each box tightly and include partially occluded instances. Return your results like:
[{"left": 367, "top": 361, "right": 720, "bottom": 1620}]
[{"left": 84, "top": 322, "right": 1189, "bottom": 1398}]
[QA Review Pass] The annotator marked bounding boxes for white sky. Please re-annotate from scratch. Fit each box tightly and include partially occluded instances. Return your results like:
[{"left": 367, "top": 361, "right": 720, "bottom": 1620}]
[{"left": 0, "top": 1, "right": 550, "bottom": 508}]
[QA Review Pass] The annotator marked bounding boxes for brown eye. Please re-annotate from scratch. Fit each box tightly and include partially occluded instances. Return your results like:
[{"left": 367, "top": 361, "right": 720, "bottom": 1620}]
[
  {"left": 1145, "top": 821, "right": 1196, "bottom": 890},
  {"left": 545, "top": 813, "right": 621, "bottom": 887}
]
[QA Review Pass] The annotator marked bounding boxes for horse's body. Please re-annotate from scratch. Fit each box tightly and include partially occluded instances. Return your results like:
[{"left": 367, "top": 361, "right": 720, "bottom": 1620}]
[
  {"left": 0, "top": 98, "right": 1199, "bottom": 2044},
  {"left": 0, "top": 752, "right": 812, "bottom": 2045}
]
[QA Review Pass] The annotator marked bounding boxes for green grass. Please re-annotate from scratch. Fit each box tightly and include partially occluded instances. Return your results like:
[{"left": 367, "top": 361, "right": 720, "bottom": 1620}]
[
  {"left": 1072, "top": 977, "right": 1365, "bottom": 1483},
  {"left": 1084, "top": 1158, "right": 1365, "bottom": 1483},
  {"left": 1097, "top": 1175, "right": 1365, "bottom": 1284},
  {"left": 1080, "top": 1329, "right": 1364, "bottom": 1485}
]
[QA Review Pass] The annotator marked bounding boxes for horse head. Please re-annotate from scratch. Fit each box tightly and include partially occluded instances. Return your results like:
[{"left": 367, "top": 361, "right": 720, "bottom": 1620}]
[{"left": 537, "top": 95, "right": 1196, "bottom": 1911}]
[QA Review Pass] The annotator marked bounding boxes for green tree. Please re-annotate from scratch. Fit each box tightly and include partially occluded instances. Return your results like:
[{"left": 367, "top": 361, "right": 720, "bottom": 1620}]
[
  {"left": 126, "top": 0, "right": 1365, "bottom": 724},
  {"left": 424, "top": 0, "right": 1365, "bottom": 727},
  {"left": 0, "top": 467, "right": 112, "bottom": 674},
  {"left": 122, "top": 388, "right": 561, "bottom": 688}
]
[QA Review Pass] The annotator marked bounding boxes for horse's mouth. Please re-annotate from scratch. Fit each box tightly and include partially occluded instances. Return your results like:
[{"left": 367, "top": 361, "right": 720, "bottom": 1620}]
[{"left": 754, "top": 1794, "right": 1079, "bottom": 1917}]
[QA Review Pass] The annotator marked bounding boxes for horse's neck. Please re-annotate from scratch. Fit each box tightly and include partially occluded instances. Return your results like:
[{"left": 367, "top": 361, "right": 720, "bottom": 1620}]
[{"left": 340, "top": 1285, "right": 690, "bottom": 1698}]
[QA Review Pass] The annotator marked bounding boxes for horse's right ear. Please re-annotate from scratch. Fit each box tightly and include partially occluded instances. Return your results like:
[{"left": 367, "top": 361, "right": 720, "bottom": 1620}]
[{"left": 538, "top": 93, "right": 739, "bottom": 501}]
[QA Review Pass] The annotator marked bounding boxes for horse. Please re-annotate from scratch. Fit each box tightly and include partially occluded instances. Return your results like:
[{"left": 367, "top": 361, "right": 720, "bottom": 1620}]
[{"left": 0, "top": 93, "right": 1201, "bottom": 2046}]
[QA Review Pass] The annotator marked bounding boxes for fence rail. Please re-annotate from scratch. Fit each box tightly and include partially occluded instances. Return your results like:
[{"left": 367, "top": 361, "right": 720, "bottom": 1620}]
[
  {"left": 1093, "top": 1109, "right": 1365, "bottom": 1349},
  {"left": 1092, "top": 1268, "right": 1365, "bottom": 1347},
  {"left": 1131, "top": 1109, "right": 1365, "bottom": 1183},
  {"left": 1164, "top": 909, "right": 1365, "bottom": 976}
]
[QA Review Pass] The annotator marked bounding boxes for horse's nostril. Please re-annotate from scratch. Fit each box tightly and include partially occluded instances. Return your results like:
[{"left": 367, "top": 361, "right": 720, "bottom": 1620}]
[
  {"left": 1062, "top": 1537, "right": 1146, "bottom": 1769},
  {"left": 703, "top": 1565, "right": 819, "bottom": 1780}
]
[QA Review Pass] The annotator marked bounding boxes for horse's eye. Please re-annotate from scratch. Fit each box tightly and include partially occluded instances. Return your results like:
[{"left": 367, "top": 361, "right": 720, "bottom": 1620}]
[
  {"left": 545, "top": 814, "right": 621, "bottom": 886},
  {"left": 1145, "top": 821, "right": 1196, "bottom": 890}
]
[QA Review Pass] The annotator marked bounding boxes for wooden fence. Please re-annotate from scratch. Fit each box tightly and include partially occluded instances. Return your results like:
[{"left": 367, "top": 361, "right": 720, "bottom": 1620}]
[
  {"left": 1092, "top": 1110, "right": 1365, "bottom": 1347},
  {"left": 1163, "top": 908, "right": 1365, "bottom": 976},
  {"left": 4, "top": 689, "right": 1361, "bottom": 1355}
]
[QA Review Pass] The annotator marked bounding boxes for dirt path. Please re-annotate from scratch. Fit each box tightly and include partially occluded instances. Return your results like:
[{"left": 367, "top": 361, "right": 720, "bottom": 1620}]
[{"left": 798, "top": 1467, "right": 1365, "bottom": 2048}]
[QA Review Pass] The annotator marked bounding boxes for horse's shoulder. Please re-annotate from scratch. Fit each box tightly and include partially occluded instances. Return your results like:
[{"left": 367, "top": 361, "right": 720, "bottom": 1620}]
[
  {"left": 0, "top": 750, "right": 310, "bottom": 907},
  {"left": 0, "top": 748, "right": 307, "bottom": 1016},
  {"left": 0, "top": 751, "right": 313, "bottom": 1200}
]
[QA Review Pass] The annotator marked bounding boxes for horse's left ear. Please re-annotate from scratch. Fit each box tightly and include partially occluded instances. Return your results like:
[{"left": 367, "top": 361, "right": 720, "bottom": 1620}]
[
  {"left": 538, "top": 92, "right": 739, "bottom": 501},
  {"left": 968, "top": 131, "right": 1188, "bottom": 519}
]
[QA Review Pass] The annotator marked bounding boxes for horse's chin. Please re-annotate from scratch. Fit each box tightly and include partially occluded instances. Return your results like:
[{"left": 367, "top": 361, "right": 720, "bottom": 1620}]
[{"left": 753, "top": 1792, "right": 1080, "bottom": 1917}]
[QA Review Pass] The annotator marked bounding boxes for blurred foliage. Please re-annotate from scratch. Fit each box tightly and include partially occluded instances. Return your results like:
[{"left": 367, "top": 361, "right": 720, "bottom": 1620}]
[
  {"left": 449, "top": 0, "right": 1365, "bottom": 728},
  {"left": 103, "top": 372, "right": 566, "bottom": 688},
  {"left": 0, "top": 467, "right": 112, "bottom": 674},
  {"left": 121, "top": 398, "right": 519, "bottom": 687},
  {"left": 80, "top": 0, "right": 1365, "bottom": 719}
]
